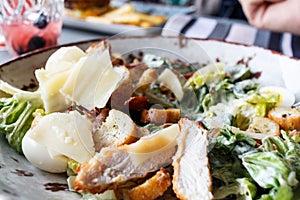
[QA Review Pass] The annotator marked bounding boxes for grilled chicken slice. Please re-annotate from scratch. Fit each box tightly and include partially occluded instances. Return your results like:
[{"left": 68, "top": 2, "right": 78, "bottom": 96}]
[
  {"left": 75, "top": 124, "right": 179, "bottom": 194},
  {"left": 172, "top": 118, "right": 213, "bottom": 200}
]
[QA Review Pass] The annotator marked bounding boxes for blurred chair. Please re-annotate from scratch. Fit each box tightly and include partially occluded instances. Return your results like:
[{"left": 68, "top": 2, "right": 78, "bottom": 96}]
[{"left": 194, "top": 0, "right": 221, "bottom": 15}]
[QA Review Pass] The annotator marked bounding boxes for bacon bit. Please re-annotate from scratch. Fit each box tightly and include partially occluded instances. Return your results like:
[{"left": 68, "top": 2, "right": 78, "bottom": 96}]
[
  {"left": 183, "top": 72, "right": 194, "bottom": 80},
  {"left": 124, "top": 96, "right": 150, "bottom": 123},
  {"left": 112, "top": 58, "right": 125, "bottom": 66},
  {"left": 125, "top": 96, "right": 150, "bottom": 113},
  {"left": 250, "top": 71, "right": 262, "bottom": 79}
]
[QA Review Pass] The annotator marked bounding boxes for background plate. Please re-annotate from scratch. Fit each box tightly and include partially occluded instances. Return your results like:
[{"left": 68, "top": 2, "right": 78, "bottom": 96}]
[{"left": 63, "top": 1, "right": 196, "bottom": 35}]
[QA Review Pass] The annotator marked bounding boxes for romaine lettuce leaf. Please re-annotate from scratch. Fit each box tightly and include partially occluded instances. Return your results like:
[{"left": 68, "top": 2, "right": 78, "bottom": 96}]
[{"left": 214, "top": 178, "right": 257, "bottom": 200}]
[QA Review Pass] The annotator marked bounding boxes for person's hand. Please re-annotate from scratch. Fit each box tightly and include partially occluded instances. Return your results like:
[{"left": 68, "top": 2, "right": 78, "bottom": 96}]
[{"left": 239, "top": 0, "right": 300, "bottom": 35}]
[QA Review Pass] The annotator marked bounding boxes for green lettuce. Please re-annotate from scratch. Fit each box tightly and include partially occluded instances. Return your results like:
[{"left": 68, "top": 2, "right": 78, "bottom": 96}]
[
  {"left": 0, "top": 92, "right": 44, "bottom": 153},
  {"left": 241, "top": 132, "right": 300, "bottom": 200},
  {"left": 67, "top": 159, "right": 81, "bottom": 176},
  {"left": 242, "top": 152, "right": 292, "bottom": 189},
  {"left": 209, "top": 127, "right": 258, "bottom": 199},
  {"left": 263, "top": 131, "right": 300, "bottom": 180},
  {"left": 233, "top": 93, "right": 279, "bottom": 130},
  {"left": 185, "top": 63, "right": 225, "bottom": 90},
  {"left": 214, "top": 178, "right": 257, "bottom": 200}
]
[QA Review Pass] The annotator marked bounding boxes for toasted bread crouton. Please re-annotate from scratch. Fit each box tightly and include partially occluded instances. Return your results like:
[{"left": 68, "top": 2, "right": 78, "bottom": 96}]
[
  {"left": 247, "top": 117, "right": 280, "bottom": 136},
  {"left": 268, "top": 107, "right": 300, "bottom": 130},
  {"left": 140, "top": 108, "right": 181, "bottom": 124},
  {"left": 172, "top": 119, "right": 213, "bottom": 200},
  {"left": 123, "top": 168, "right": 172, "bottom": 200},
  {"left": 93, "top": 109, "right": 138, "bottom": 151}
]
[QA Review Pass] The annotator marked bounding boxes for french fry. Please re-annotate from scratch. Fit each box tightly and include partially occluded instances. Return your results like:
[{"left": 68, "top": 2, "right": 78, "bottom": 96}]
[
  {"left": 86, "top": 4, "right": 137, "bottom": 24},
  {"left": 84, "top": 3, "right": 166, "bottom": 27},
  {"left": 100, "top": 4, "right": 135, "bottom": 19},
  {"left": 131, "top": 12, "right": 166, "bottom": 26}
]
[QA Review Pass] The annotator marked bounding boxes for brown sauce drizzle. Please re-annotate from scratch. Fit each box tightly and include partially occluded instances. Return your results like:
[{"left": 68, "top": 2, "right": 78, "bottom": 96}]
[
  {"left": 10, "top": 157, "right": 19, "bottom": 163},
  {"left": 11, "top": 169, "right": 34, "bottom": 177},
  {"left": 44, "top": 183, "right": 69, "bottom": 192},
  {"left": 2, "top": 189, "right": 18, "bottom": 197}
]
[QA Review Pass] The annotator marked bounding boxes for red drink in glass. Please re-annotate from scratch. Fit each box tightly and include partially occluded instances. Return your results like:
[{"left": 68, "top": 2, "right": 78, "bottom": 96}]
[
  {"left": 1, "top": 19, "right": 62, "bottom": 56},
  {"left": 0, "top": 0, "right": 64, "bottom": 56}
]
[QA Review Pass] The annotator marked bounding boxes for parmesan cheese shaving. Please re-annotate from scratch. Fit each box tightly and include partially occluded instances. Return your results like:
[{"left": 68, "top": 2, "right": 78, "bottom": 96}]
[
  {"left": 35, "top": 69, "right": 72, "bottom": 113},
  {"left": 157, "top": 68, "right": 184, "bottom": 101},
  {"left": 45, "top": 46, "right": 86, "bottom": 74},
  {"left": 61, "top": 49, "right": 122, "bottom": 110},
  {"left": 122, "top": 124, "right": 179, "bottom": 166},
  {"left": 28, "top": 111, "right": 95, "bottom": 164},
  {"left": 35, "top": 46, "right": 87, "bottom": 113}
]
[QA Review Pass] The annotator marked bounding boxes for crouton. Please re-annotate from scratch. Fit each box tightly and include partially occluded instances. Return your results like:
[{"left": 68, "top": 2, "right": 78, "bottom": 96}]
[
  {"left": 93, "top": 109, "right": 138, "bottom": 151},
  {"left": 140, "top": 108, "right": 181, "bottom": 124},
  {"left": 268, "top": 107, "right": 300, "bottom": 130},
  {"left": 123, "top": 168, "right": 172, "bottom": 200},
  {"left": 247, "top": 117, "right": 280, "bottom": 136}
]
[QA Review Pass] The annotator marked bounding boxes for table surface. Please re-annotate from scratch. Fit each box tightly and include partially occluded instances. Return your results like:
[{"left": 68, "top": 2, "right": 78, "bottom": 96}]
[{"left": 0, "top": 26, "right": 105, "bottom": 65}]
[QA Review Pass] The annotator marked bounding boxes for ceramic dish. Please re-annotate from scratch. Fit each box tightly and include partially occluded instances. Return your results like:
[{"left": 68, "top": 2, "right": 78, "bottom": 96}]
[{"left": 0, "top": 36, "right": 300, "bottom": 199}]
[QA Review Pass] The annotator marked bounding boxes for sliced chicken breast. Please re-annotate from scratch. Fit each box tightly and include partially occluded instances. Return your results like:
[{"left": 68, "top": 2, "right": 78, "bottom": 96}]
[{"left": 172, "top": 118, "right": 213, "bottom": 200}]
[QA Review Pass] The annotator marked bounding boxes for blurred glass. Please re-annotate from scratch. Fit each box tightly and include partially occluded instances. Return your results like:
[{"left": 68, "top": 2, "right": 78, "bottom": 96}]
[{"left": 0, "top": 0, "right": 64, "bottom": 56}]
